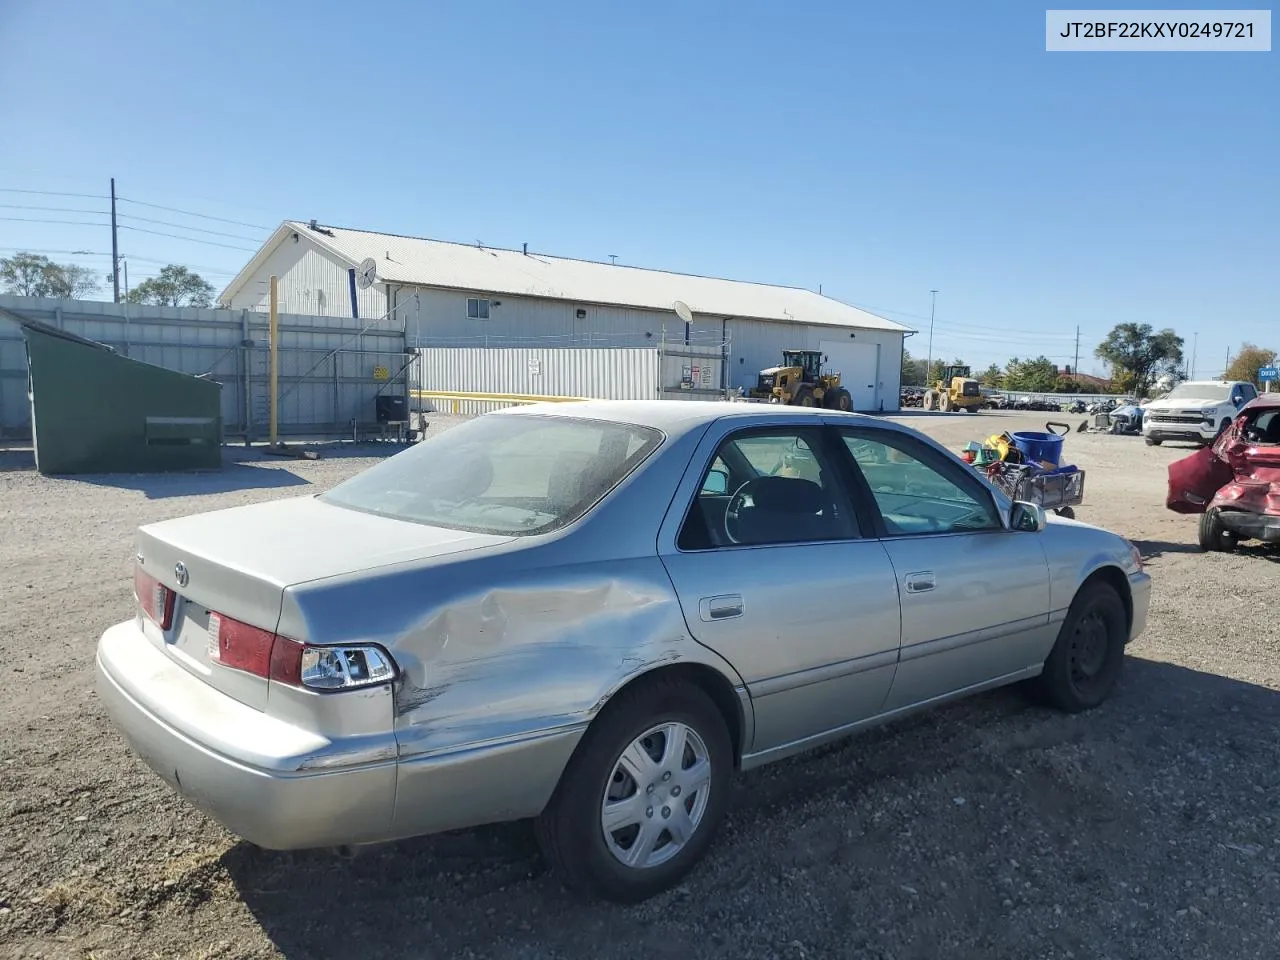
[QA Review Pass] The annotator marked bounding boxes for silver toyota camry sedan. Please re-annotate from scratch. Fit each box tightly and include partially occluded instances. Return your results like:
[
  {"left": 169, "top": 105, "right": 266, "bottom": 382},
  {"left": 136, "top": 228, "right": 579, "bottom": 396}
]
[{"left": 97, "top": 400, "right": 1150, "bottom": 902}]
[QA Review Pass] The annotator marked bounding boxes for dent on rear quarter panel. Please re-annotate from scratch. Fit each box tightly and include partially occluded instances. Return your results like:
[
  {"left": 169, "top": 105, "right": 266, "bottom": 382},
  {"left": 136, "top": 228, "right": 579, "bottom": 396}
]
[
  {"left": 393, "top": 561, "right": 689, "bottom": 754},
  {"left": 289, "top": 554, "right": 713, "bottom": 759}
]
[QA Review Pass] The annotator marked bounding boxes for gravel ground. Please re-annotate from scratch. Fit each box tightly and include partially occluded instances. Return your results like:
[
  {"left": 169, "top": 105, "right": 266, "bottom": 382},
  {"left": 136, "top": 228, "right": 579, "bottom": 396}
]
[{"left": 1, "top": 410, "right": 1277, "bottom": 960}]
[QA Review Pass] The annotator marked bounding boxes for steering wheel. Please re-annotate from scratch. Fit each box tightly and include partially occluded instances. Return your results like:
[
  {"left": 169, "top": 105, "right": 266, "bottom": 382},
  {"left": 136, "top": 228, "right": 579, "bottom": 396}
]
[
  {"left": 723, "top": 477, "right": 838, "bottom": 544},
  {"left": 723, "top": 479, "right": 757, "bottom": 545}
]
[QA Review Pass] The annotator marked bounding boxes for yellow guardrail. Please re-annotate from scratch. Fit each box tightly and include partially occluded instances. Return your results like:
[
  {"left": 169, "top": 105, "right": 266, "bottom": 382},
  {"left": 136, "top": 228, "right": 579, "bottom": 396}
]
[{"left": 410, "top": 389, "right": 590, "bottom": 414}]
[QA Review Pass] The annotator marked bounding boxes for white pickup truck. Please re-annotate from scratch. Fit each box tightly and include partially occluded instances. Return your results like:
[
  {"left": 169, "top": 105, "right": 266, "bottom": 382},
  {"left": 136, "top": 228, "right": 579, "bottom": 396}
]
[{"left": 1142, "top": 379, "right": 1259, "bottom": 446}]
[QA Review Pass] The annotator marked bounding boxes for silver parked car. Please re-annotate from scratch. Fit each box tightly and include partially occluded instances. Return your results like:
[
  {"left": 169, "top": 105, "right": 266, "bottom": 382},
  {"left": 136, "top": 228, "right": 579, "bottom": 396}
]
[{"left": 97, "top": 401, "right": 1150, "bottom": 902}]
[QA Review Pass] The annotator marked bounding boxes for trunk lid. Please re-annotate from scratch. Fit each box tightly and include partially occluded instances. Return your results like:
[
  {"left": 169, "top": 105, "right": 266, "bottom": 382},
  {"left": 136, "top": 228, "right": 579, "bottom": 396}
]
[
  {"left": 134, "top": 495, "right": 512, "bottom": 709},
  {"left": 1166, "top": 446, "right": 1234, "bottom": 514}
]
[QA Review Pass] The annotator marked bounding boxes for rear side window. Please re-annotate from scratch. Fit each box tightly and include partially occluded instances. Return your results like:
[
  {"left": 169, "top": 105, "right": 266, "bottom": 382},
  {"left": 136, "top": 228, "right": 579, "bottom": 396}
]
[{"left": 323, "top": 415, "right": 662, "bottom": 535}]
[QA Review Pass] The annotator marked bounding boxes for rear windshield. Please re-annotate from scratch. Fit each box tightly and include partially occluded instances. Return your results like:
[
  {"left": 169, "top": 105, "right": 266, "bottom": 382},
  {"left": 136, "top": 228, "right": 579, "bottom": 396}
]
[
  {"left": 1166, "top": 382, "right": 1231, "bottom": 402},
  {"left": 321, "top": 414, "right": 663, "bottom": 535}
]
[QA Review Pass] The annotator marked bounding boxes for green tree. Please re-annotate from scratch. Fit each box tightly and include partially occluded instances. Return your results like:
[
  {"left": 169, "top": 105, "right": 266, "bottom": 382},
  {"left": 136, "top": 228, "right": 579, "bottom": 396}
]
[
  {"left": 0, "top": 252, "right": 100, "bottom": 299},
  {"left": 1004, "top": 355, "right": 1059, "bottom": 392},
  {"left": 1094, "top": 323, "right": 1183, "bottom": 397},
  {"left": 126, "top": 264, "right": 215, "bottom": 308},
  {"left": 900, "top": 348, "right": 927, "bottom": 386},
  {"left": 1223, "top": 343, "right": 1277, "bottom": 386},
  {"left": 978, "top": 363, "right": 1004, "bottom": 387}
]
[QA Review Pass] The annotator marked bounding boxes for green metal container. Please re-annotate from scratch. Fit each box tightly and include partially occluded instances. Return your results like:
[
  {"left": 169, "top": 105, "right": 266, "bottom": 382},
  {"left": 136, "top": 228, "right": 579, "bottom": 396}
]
[{"left": 21, "top": 319, "right": 222, "bottom": 474}]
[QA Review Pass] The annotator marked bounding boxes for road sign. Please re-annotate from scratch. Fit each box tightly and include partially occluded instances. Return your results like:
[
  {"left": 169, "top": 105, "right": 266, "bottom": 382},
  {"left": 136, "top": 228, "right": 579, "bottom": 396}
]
[{"left": 1259, "top": 366, "right": 1279, "bottom": 382}]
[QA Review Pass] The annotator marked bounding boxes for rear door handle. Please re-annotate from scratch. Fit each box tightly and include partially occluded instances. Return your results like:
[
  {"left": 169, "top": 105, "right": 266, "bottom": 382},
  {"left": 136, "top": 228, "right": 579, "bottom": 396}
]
[
  {"left": 699, "top": 594, "right": 744, "bottom": 621},
  {"left": 904, "top": 571, "right": 936, "bottom": 594}
]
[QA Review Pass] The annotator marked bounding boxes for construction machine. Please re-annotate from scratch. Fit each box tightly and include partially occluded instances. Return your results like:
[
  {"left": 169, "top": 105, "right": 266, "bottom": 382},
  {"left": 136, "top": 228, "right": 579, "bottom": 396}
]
[
  {"left": 922, "top": 364, "right": 983, "bottom": 413},
  {"left": 747, "top": 349, "right": 853, "bottom": 411}
]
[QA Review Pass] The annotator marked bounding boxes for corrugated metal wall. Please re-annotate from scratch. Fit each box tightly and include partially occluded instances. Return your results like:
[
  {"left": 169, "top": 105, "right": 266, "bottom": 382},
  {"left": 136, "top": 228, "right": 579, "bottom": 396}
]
[
  {"left": 222, "top": 233, "right": 388, "bottom": 319},
  {"left": 394, "top": 286, "right": 729, "bottom": 349},
  {"left": 726, "top": 318, "right": 905, "bottom": 410},
  {"left": 0, "top": 294, "right": 406, "bottom": 441},
  {"left": 413, "top": 347, "right": 659, "bottom": 414}
]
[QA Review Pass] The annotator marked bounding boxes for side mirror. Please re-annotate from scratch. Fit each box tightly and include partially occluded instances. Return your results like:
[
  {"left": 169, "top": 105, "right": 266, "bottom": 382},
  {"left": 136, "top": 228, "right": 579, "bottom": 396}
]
[
  {"left": 1232, "top": 393, "right": 1244, "bottom": 407},
  {"left": 702, "top": 468, "right": 729, "bottom": 496},
  {"left": 1010, "top": 501, "right": 1046, "bottom": 533}
]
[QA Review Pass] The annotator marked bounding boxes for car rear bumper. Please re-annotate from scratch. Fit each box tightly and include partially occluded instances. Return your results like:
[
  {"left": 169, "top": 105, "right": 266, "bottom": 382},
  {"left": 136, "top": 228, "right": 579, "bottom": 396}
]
[
  {"left": 1217, "top": 510, "right": 1280, "bottom": 542},
  {"left": 97, "top": 619, "right": 585, "bottom": 850},
  {"left": 97, "top": 620, "right": 399, "bottom": 849}
]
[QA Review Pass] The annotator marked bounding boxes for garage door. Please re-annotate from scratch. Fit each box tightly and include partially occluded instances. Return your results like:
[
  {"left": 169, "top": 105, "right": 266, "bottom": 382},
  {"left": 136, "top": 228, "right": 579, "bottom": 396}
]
[{"left": 819, "top": 340, "right": 879, "bottom": 411}]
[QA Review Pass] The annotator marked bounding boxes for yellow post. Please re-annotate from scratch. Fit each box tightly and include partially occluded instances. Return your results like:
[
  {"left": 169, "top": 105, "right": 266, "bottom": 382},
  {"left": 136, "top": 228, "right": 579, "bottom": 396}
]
[{"left": 268, "top": 275, "right": 279, "bottom": 446}]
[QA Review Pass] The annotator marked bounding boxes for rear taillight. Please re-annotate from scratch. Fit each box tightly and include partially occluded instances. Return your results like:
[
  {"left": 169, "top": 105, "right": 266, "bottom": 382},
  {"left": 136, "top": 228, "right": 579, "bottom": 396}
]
[
  {"left": 134, "top": 566, "right": 175, "bottom": 630},
  {"left": 206, "top": 612, "right": 396, "bottom": 692}
]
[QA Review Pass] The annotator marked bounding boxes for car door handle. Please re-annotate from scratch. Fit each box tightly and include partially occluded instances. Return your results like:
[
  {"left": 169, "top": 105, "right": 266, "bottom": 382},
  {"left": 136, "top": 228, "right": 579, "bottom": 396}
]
[
  {"left": 904, "top": 571, "right": 936, "bottom": 594},
  {"left": 699, "top": 595, "right": 744, "bottom": 621}
]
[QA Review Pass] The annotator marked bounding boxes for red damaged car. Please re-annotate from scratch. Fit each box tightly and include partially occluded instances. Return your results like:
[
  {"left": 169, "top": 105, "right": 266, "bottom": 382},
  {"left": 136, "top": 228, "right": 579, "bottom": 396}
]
[{"left": 1166, "top": 393, "right": 1280, "bottom": 552}]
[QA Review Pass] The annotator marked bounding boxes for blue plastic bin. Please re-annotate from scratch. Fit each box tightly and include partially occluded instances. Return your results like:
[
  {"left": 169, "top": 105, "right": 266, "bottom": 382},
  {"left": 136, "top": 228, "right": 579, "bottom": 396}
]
[{"left": 1010, "top": 431, "right": 1065, "bottom": 467}]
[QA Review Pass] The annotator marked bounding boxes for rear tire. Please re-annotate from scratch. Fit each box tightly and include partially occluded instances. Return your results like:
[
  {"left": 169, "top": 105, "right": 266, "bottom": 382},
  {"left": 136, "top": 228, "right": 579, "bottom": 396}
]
[
  {"left": 1029, "top": 582, "right": 1127, "bottom": 713},
  {"left": 535, "top": 678, "right": 732, "bottom": 903},
  {"left": 795, "top": 387, "right": 816, "bottom": 408},
  {"left": 1198, "top": 508, "right": 1238, "bottom": 553}
]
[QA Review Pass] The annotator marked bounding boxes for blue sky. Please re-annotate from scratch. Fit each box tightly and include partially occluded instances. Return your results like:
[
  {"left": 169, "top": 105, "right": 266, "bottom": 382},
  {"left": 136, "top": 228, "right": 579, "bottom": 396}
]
[{"left": 1, "top": 0, "right": 1275, "bottom": 376}]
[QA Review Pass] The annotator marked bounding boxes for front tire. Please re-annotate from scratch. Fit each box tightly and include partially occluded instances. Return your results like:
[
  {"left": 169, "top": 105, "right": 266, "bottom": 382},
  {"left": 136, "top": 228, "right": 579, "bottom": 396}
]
[
  {"left": 1029, "top": 582, "right": 1127, "bottom": 713},
  {"left": 939, "top": 393, "right": 952, "bottom": 412},
  {"left": 1144, "top": 436, "right": 1161, "bottom": 446},
  {"left": 535, "top": 678, "right": 732, "bottom": 903}
]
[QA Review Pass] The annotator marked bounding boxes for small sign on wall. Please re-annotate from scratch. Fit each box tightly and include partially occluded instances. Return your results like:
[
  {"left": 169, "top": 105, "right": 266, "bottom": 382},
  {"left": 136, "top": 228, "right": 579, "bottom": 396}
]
[
  {"left": 372, "top": 365, "right": 390, "bottom": 381},
  {"left": 528, "top": 358, "right": 542, "bottom": 376}
]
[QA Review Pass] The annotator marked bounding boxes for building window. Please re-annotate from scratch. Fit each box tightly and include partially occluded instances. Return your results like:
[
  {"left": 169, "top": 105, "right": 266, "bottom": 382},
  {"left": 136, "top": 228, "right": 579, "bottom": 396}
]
[{"left": 467, "top": 297, "right": 490, "bottom": 320}]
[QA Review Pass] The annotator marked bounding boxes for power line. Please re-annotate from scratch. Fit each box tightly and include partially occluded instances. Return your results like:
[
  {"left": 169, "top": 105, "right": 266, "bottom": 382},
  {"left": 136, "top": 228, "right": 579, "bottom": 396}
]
[
  {"left": 0, "top": 187, "right": 107, "bottom": 200},
  {"left": 0, "top": 216, "right": 108, "bottom": 227},
  {"left": 116, "top": 212, "right": 262, "bottom": 242},
  {"left": 116, "top": 225, "right": 258, "bottom": 252},
  {"left": 0, "top": 246, "right": 241, "bottom": 276},
  {"left": 116, "top": 195, "right": 269, "bottom": 231},
  {"left": 0, "top": 203, "right": 108, "bottom": 216}
]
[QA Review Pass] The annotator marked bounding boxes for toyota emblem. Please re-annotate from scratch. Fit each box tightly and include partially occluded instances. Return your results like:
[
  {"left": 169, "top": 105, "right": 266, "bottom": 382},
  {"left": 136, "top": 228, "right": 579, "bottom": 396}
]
[{"left": 174, "top": 561, "right": 189, "bottom": 588}]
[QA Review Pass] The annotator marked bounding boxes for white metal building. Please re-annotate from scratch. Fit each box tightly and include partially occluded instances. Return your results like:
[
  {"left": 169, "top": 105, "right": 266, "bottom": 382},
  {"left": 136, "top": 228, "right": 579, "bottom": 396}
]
[{"left": 220, "top": 221, "right": 914, "bottom": 411}]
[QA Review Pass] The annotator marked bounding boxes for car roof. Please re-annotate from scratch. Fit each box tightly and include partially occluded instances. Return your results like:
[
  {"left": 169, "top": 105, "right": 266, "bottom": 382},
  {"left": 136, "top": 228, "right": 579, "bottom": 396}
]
[{"left": 488, "top": 398, "right": 879, "bottom": 437}]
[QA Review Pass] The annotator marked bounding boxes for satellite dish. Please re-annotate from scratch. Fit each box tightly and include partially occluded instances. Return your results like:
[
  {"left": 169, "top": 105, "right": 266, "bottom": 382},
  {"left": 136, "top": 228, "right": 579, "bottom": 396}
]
[
  {"left": 673, "top": 300, "right": 693, "bottom": 324},
  {"left": 356, "top": 257, "right": 378, "bottom": 289}
]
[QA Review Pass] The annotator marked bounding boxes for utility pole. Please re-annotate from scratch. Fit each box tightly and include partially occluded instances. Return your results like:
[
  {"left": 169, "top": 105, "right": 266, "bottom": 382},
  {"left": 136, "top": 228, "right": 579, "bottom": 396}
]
[
  {"left": 1189, "top": 332, "right": 1198, "bottom": 380},
  {"left": 1073, "top": 326, "right": 1080, "bottom": 375},
  {"left": 269, "top": 275, "right": 279, "bottom": 447},
  {"left": 926, "top": 289, "right": 938, "bottom": 382},
  {"left": 110, "top": 177, "right": 120, "bottom": 303}
]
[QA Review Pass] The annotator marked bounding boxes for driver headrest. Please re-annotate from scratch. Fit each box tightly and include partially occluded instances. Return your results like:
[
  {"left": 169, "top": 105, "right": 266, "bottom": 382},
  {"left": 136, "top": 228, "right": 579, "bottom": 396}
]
[{"left": 747, "top": 476, "right": 827, "bottom": 514}]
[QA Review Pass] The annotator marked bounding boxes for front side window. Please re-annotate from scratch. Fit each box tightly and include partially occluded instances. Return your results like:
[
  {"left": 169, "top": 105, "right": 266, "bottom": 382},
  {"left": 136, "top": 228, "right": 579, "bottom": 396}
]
[
  {"left": 841, "top": 432, "right": 1001, "bottom": 536},
  {"left": 678, "top": 429, "right": 855, "bottom": 550},
  {"left": 323, "top": 415, "right": 661, "bottom": 535}
]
